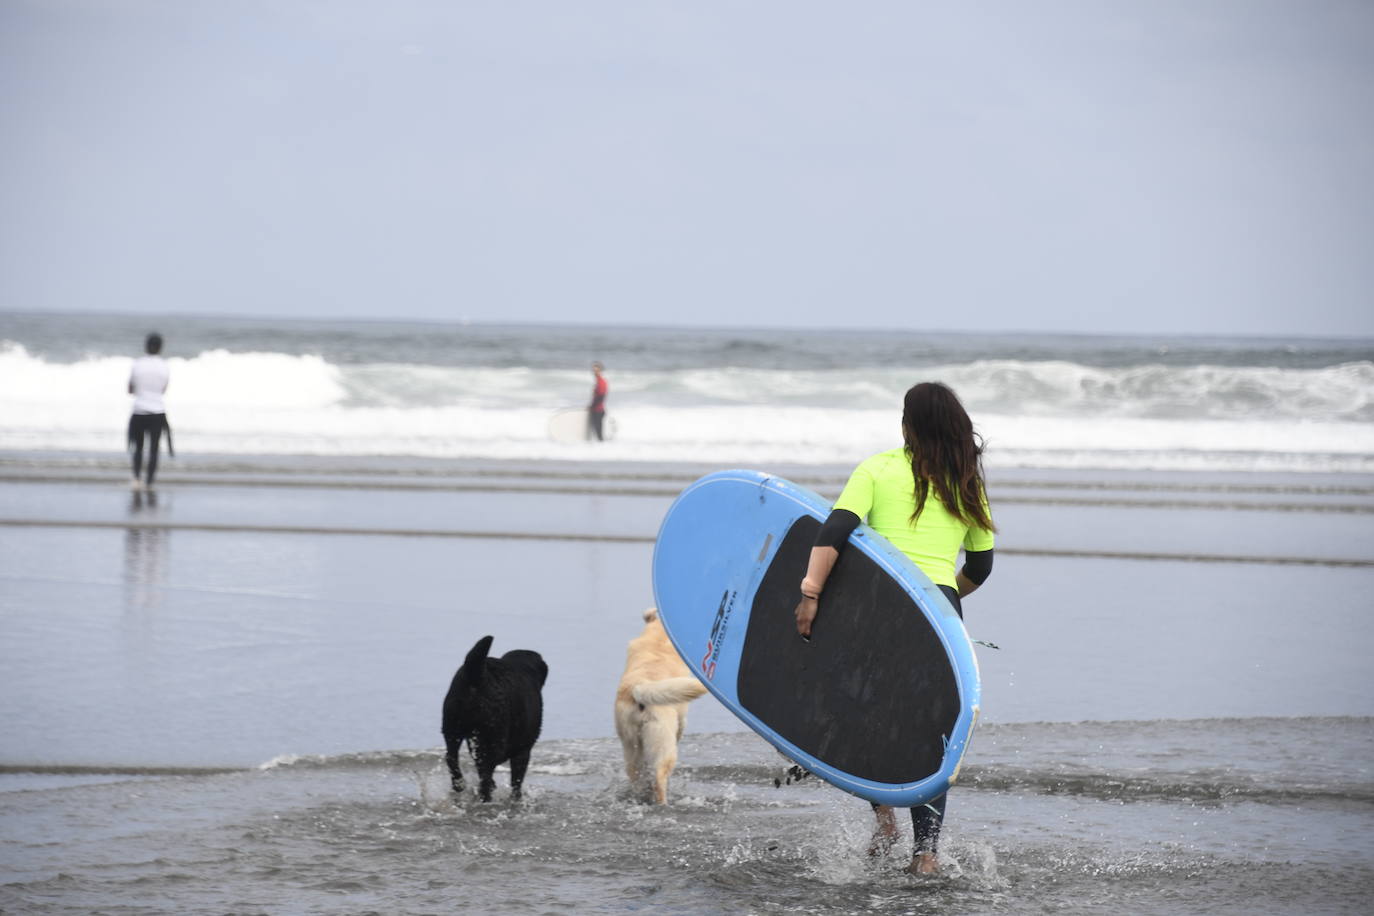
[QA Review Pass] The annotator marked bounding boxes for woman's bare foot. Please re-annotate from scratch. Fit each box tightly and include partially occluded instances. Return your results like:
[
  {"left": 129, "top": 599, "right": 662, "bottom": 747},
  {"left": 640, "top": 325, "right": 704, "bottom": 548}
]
[
  {"left": 904, "top": 852, "right": 939, "bottom": 875},
  {"left": 867, "top": 828, "right": 897, "bottom": 857},
  {"left": 867, "top": 805, "right": 899, "bottom": 857}
]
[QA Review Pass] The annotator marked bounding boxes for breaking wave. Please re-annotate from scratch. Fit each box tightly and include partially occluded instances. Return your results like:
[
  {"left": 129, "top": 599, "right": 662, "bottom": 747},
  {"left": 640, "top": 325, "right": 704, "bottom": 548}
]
[{"left": 2, "top": 342, "right": 1371, "bottom": 472}]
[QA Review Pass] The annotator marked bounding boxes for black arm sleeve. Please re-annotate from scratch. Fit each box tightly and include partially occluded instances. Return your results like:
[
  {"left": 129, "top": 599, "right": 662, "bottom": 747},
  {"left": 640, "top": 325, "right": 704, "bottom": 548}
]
[
  {"left": 814, "top": 509, "right": 861, "bottom": 550},
  {"left": 961, "top": 548, "right": 994, "bottom": 585}
]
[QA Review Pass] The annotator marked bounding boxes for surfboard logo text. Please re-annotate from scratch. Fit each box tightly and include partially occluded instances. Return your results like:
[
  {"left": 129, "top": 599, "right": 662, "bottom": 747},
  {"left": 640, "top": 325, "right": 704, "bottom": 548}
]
[{"left": 700, "top": 589, "right": 736, "bottom": 680}]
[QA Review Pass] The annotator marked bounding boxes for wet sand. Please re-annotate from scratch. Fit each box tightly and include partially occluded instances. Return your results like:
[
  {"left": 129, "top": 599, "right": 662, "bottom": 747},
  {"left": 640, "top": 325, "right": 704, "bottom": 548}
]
[
  {"left": 3, "top": 454, "right": 1374, "bottom": 915},
  {"left": 2, "top": 453, "right": 1372, "bottom": 769}
]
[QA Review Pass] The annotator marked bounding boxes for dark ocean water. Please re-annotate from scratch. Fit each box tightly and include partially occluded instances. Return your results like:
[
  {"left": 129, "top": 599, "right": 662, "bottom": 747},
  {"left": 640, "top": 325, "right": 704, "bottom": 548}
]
[{"left": 5, "top": 310, "right": 1374, "bottom": 370}]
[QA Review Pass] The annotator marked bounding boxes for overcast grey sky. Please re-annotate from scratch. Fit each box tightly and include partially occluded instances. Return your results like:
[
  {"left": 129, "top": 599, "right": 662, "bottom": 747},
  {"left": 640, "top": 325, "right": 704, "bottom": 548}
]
[{"left": 1, "top": 1, "right": 1371, "bottom": 337}]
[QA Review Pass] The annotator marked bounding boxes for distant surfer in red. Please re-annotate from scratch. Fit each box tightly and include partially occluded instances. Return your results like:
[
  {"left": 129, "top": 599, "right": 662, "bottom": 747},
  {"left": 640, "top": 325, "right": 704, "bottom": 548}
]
[
  {"left": 794, "top": 381, "right": 996, "bottom": 875},
  {"left": 587, "top": 362, "right": 609, "bottom": 441}
]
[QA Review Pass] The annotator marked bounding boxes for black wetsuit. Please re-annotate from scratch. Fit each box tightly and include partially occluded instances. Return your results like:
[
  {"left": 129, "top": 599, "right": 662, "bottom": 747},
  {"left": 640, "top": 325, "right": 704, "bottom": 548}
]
[
  {"left": 128, "top": 413, "right": 171, "bottom": 485},
  {"left": 588, "top": 375, "right": 608, "bottom": 441}
]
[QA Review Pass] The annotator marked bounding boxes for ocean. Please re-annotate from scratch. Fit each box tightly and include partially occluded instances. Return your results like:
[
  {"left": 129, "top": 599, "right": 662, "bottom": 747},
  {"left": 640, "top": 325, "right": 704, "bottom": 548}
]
[
  {"left": 2, "top": 311, "right": 1371, "bottom": 472},
  {"left": 1, "top": 311, "right": 1372, "bottom": 914}
]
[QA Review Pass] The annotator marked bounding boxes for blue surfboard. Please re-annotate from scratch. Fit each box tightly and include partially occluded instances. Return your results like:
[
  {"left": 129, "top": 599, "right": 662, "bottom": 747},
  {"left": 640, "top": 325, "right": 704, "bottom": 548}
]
[{"left": 652, "top": 469, "right": 981, "bottom": 807}]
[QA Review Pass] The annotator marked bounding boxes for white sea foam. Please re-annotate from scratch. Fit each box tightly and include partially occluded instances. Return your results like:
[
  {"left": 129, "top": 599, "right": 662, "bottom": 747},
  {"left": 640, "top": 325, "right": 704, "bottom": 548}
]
[{"left": 2, "top": 343, "right": 1371, "bottom": 472}]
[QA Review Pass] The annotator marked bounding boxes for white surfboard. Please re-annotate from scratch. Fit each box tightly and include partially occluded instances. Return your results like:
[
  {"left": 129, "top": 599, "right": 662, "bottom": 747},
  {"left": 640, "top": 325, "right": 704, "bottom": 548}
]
[{"left": 547, "top": 409, "right": 616, "bottom": 442}]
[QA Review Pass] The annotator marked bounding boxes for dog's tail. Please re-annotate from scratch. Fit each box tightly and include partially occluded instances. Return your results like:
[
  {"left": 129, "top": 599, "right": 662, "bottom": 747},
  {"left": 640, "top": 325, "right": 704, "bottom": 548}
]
[
  {"left": 459, "top": 635, "right": 495, "bottom": 686},
  {"left": 632, "top": 676, "right": 707, "bottom": 707}
]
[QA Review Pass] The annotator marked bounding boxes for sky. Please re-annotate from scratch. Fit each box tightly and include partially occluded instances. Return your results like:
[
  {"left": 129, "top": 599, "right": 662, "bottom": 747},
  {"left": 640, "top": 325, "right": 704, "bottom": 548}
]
[{"left": 1, "top": 1, "right": 1371, "bottom": 338}]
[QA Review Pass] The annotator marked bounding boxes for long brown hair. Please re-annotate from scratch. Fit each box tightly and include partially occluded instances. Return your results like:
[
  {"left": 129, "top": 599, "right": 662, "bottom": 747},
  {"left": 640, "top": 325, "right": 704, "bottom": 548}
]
[{"left": 902, "top": 382, "right": 995, "bottom": 532}]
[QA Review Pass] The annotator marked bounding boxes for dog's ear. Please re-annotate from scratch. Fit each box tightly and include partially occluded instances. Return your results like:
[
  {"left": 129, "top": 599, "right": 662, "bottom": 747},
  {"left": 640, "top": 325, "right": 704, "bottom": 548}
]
[{"left": 642, "top": 608, "right": 659, "bottom": 622}]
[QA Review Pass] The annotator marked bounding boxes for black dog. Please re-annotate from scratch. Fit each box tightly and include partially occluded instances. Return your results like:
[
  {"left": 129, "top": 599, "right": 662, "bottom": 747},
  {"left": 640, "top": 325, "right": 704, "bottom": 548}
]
[{"left": 442, "top": 635, "right": 548, "bottom": 802}]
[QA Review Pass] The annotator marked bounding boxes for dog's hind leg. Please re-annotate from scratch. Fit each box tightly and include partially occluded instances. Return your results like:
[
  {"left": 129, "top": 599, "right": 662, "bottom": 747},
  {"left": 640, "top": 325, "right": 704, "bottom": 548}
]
[
  {"left": 474, "top": 748, "right": 498, "bottom": 802},
  {"left": 444, "top": 735, "right": 465, "bottom": 796},
  {"left": 476, "top": 768, "right": 497, "bottom": 801},
  {"left": 621, "top": 734, "right": 642, "bottom": 785},
  {"left": 643, "top": 711, "right": 679, "bottom": 805},
  {"left": 508, "top": 748, "right": 531, "bottom": 801},
  {"left": 651, "top": 748, "right": 677, "bottom": 805}
]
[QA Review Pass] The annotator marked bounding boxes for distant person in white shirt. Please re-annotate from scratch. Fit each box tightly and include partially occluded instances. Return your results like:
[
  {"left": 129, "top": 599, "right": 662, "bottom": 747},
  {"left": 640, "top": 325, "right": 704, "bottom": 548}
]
[{"left": 127, "top": 333, "right": 172, "bottom": 489}]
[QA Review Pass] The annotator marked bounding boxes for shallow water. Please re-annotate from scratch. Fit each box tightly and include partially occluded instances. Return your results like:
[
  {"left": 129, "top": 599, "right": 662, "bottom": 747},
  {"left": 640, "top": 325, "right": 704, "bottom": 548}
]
[
  {"left": 2, "top": 457, "right": 1373, "bottom": 913},
  {"left": 3, "top": 722, "right": 1371, "bottom": 915},
  {"left": 3, "top": 460, "right": 1373, "bottom": 770}
]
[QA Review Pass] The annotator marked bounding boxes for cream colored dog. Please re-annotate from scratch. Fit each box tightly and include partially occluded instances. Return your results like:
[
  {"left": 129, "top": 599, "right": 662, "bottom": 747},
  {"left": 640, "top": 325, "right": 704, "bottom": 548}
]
[{"left": 614, "top": 608, "right": 708, "bottom": 804}]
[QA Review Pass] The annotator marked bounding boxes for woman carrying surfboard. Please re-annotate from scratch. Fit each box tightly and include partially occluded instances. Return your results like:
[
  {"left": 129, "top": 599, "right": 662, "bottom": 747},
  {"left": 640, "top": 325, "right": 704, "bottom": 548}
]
[
  {"left": 587, "top": 361, "right": 609, "bottom": 441},
  {"left": 794, "top": 381, "right": 996, "bottom": 875}
]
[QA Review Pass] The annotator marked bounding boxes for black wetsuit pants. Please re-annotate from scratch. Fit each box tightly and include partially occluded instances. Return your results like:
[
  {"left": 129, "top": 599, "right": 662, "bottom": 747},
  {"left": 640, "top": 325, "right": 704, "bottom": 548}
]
[
  {"left": 129, "top": 413, "right": 167, "bottom": 484},
  {"left": 587, "top": 410, "right": 605, "bottom": 442},
  {"left": 873, "top": 583, "right": 962, "bottom": 854}
]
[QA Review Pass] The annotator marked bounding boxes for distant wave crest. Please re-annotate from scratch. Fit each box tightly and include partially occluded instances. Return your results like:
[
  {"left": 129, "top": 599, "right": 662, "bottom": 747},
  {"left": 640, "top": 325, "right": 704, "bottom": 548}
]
[{"left": 2, "top": 342, "right": 1371, "bottom": 472}]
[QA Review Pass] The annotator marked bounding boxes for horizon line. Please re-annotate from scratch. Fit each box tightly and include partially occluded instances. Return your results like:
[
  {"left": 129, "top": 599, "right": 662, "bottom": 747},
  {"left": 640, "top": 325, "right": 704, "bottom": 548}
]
[{"left": 3, "top": 307, "right": 1372, "bottom": 345}]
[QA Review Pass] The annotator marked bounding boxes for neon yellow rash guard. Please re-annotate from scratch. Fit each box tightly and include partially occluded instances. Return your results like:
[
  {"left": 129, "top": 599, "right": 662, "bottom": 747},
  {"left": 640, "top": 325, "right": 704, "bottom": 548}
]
[{"left": 832, "top": 447, "right": 995, "bottom": 589}]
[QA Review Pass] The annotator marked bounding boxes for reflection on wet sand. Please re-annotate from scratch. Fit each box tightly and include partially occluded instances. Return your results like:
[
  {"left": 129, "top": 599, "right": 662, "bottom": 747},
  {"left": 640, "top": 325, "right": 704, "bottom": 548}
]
[{"left": 124, "top": 489, "right": 166, "bottom": 610}]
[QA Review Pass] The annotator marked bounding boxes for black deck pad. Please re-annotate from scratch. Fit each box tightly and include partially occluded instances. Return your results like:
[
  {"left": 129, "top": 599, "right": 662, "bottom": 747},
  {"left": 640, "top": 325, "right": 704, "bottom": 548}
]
[{"left": 737, "top": 516, "right": 960, "bottom": 785}]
